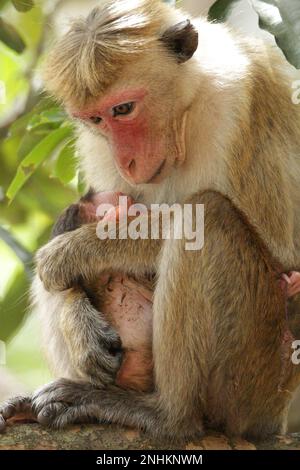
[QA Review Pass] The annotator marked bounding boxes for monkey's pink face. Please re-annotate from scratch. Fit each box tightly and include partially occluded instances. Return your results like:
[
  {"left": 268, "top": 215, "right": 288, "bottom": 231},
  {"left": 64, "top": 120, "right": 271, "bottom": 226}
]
[{"left": 72, "top": 87, "right": 185, "bottom": 185}]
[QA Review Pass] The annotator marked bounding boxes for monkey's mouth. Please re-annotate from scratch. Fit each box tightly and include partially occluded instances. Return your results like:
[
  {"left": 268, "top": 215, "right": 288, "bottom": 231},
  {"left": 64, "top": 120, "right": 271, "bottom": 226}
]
[{"left": 146, "top": 159, "right": 166, "bottom": 184}]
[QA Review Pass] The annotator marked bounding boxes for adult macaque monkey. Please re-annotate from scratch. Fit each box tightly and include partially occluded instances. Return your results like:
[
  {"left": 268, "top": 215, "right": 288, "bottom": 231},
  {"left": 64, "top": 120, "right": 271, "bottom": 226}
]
[{"left": 1, "top": 0, "right": 300, "bottom": 439}]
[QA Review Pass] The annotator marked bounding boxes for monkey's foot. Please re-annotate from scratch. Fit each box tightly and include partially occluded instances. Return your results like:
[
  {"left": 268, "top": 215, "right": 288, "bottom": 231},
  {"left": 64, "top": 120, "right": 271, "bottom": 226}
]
[
  {"left": 31, "top": 378, "right": 203, "bottom": 441},
  {"left": 0, "top": 396, "right": 34, "bottom": 432},
  {"left": 32, "top": 379, "right": 103, "bottom": 429}
]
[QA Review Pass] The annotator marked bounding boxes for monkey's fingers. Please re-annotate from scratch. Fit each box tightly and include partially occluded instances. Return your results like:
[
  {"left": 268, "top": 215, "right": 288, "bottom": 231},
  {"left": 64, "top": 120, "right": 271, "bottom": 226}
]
[
  {"left": 64, "top": 298, "right": 124, "bottom": 386},
  {"left": 287, "top": 282, "right": 300, "bottom": 298},
  {"left": 281, "top": 271, "right": 300, "bottom": 297},
  {"left": 0, "top": 416, "right": 4, "bottom": 431},
  {"left": 0, "top": 396, "right": 33, "bottom": 432},
  {"left": 79, "top": 343, "right": 123, "bottom": 386}
]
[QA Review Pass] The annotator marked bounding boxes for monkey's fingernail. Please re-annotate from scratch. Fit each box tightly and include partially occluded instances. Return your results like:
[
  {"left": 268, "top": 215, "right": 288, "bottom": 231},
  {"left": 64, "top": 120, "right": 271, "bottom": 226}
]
[
  {"left": 281, "top": 274, "right": 291, "bottom": 284},
  {"left": 43, "top": 408, "right": 51, "bottom": 418},
  {"left": 37, "top": 409, "right": 52, "bottom": 426}
]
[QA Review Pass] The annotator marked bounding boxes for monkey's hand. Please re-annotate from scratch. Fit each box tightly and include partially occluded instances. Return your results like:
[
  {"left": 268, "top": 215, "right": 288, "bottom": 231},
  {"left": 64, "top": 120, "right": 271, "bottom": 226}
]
[
  {"left": 281, "top": 272, "right": 300, "bottom": 297},
  {"left": 62, "top": 287, "right": 123, "bottom": 386}
]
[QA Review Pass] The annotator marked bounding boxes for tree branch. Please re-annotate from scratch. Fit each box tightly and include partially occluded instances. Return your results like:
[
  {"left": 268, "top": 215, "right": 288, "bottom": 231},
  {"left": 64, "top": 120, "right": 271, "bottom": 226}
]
[
  {"left": 0, "top": 423, "right": 300, "bottom": 450},
  {"left": 0, "top": 226, "right": 32, "bottom": 275}
]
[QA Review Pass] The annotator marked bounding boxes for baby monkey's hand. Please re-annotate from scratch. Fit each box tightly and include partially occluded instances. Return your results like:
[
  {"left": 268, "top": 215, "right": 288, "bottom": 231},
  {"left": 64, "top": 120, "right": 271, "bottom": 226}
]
[{"left": 281, "top": 271, "right": 300, "bottom": 297}]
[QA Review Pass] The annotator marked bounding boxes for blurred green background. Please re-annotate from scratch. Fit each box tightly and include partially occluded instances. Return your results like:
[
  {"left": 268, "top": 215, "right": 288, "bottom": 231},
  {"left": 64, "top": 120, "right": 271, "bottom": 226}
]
[
  {"left": 0, "top": 0, "right": 78, "bottom": 394},
  {"left": 1, "top": 0, "right": 300, "bottom": 430}
]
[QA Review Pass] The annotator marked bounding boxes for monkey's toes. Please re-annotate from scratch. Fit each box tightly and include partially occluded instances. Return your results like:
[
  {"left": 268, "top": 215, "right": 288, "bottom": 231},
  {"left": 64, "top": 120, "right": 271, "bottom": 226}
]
[
  {"left": 37, "top": 402, "right": 68, "bottom": 428},
  {"left": 0, "top": 396, "right": 32, "bottom": 419},
  {"left": 0, "top": 415, "right": 6, "bottom": 432},
  {"left": 32, "top": 378, "right": 94, "bottom": 414},
  {"left": 37, "top": 402, "right": 96, "bottom": 429},
  {"left": 0, "top": 396, "right": 32, "bottom": 431}
]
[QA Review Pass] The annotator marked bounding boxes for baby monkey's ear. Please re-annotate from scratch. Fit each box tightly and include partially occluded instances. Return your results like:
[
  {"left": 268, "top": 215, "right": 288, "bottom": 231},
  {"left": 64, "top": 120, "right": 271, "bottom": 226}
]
[{"left": 160, "top": 19, "right": 198, "bottom": 63}]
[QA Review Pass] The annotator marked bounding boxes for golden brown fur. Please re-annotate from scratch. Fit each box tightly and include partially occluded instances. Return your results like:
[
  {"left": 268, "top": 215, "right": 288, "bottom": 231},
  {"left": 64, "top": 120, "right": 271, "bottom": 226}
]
[{"left": 43, "top": 0, "right": 171, "bottom": 107}]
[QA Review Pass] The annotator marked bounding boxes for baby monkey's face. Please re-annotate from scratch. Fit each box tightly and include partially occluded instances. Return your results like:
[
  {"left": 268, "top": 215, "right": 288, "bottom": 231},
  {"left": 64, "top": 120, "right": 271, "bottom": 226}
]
[
  {"left": 51, "top": 191, "right": 134, "bottom": 239},
  {"left": 79, "top": 191, "right": 135, "bottom": 224}
]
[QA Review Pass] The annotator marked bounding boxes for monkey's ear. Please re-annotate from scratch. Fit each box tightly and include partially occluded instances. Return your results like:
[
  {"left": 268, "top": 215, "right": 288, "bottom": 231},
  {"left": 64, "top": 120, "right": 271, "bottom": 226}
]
[{"left": 160, "top": 19, "right": 198, "bottom": 64}]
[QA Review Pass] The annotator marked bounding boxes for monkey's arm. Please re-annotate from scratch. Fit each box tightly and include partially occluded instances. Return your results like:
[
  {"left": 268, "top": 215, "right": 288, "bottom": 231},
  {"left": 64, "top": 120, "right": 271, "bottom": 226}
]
[
  {"left": 36, "top": 220, "right": 161, "bottom": 293},
  {"left": 44, "top": 197, "right": 125, "bottom": 387}
]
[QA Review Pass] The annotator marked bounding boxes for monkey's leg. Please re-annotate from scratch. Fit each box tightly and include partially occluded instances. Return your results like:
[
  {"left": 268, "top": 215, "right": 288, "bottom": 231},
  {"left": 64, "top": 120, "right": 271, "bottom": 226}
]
[{"left": 31, "top": 276, "right": 123, "bottom": 387}]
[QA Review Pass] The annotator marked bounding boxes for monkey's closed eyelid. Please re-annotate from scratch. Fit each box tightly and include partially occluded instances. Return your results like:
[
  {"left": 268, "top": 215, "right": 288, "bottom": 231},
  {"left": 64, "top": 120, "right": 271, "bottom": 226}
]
[{"left": 89, "top": 116, "right": 103, "bottom": 125}]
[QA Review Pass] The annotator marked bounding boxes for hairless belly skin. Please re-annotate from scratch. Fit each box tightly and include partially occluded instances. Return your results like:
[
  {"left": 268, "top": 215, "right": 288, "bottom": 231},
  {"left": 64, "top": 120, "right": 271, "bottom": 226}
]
[{"left": 89, "top": 272, "right": 154, "bottom": 392}]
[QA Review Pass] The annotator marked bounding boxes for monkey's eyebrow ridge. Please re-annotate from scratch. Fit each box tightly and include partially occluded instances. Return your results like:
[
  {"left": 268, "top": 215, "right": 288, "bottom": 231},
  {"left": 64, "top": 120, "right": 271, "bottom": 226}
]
[{"left": 71, "top": 88, "right": 148, "bottom": 119}]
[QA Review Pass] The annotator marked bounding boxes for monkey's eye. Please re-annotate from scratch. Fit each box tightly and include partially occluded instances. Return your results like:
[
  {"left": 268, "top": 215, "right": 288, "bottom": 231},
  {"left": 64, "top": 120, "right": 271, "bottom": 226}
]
[
  {"left": 89, "top": 116, "right": 102, "bottom": 125},
  {"left": 112, "top": 102, "right": 135, "bottom": 117}
]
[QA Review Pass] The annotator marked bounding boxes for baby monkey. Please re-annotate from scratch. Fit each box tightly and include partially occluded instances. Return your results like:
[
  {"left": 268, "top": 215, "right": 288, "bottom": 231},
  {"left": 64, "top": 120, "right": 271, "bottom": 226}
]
[{"left": 52, "top": 190, "right": 155, "bottom": 392}]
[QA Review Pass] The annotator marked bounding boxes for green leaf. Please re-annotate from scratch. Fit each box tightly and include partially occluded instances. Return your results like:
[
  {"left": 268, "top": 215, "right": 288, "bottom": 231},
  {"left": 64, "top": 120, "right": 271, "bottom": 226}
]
[
  {"left": 11, "top": 0, "right": 34, "bottom": 12},
  {"left": 0, "top": 16, "right": 25, "bottom": 53},
  {"left": 26, "top": 108, "right": 67, "bottom": 131},
  {"left": 17, "top": 131, "right": 47, "bottom": 160},
  {"left": 8, "top": 98, "right": 51, "bottom": 136},
  {"left": 208, "top": 0, "right": 240, "bottom": 22},
  {"left": 53, "top": 139, "right": 77, "bottom": 184},
  {"left": 6, "top": 126, "right": 73, "bottom": 201},
  {"left": 9, "top": 113, "right": 33, "bottom": 138},
  {"left": 250, "top": 0, "right": 300, "bottom": 69}
]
